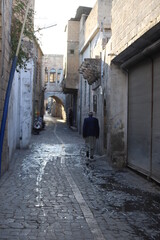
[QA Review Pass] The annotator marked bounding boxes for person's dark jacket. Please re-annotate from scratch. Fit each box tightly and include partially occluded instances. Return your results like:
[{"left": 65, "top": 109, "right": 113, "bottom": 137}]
[{"left": 83, "top": 116, "right": 99, "bottom": 138}]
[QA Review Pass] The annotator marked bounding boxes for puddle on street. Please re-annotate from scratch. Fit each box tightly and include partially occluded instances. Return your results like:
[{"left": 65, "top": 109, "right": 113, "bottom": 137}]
[{"left": 84, "top": 164, "right": 160, "bottom": 217}]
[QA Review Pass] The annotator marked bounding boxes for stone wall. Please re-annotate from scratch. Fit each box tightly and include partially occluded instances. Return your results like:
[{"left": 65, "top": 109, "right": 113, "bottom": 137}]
[
  {"left": 43, "top": 54, "right": 63, "bottom": 90},
  {"left": 108, "top": 0, "right": 160, "bottom": 167},
  {"left": 80, "top": 0, "right": 112, "bottom": 52},
  {"left": 112, "top": 0, "right": 160, "bottom": 56},
  {"left": 64, "top": 20, "right": 80, "bottom": 90},
  {"left": 33, "top": 42, "right": 44, "bottom": 118},
  {"left": 67, "top": 20, "right": 80, "bottom": 42},
  {"left": 78, "top": 1, "right": 112, "bottom": 155},
  {"left": 0, "top": 0, "right": 12, "bottom": 175},
  {"left": 43, "top": 54, "right": 66, "bottom": 119}
]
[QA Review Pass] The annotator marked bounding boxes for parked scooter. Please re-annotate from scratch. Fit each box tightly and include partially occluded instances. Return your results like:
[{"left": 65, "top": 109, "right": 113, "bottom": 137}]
[{"left": 33, "top": 116, "right": 45, "bottom": 134}]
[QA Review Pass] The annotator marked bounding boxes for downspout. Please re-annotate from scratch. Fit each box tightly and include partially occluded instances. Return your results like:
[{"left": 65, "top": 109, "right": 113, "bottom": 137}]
[
  {"left": 32, "top": 50, "right": 37, "bottom": 128},
  {"left": 79, "top": 75, "right": 82, "bottom": 134},
  {"left": 120, "top": 39, "right": 160, "bottom": 69},
  {"left": 149, "top": 57, "right": 154, "bottom": 179},
  {"left": 89, "top": 42, "right": 91, "bottom": 111},
  {"left": 0, "top": 0, "right": 31, "bottom": 176}
]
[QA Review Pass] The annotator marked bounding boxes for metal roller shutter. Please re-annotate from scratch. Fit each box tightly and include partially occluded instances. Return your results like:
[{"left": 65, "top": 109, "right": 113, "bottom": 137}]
[
  {"left": 152, "top": 54, "right": 160, "bottom": 182},
  {"left": 128, "top": 59, "right": 152, "bottom": 175}
]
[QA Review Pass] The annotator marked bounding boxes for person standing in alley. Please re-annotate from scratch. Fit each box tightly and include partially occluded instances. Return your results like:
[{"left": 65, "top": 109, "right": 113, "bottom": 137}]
[{"left": 83, "top": 111, "right": 99, "bottom": 159}]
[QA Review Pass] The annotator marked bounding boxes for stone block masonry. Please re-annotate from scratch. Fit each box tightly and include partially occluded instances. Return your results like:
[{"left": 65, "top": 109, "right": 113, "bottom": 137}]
[
  {"left": 0, "top": 0, "right": 12, "bottom": 176},
  {"left": 111, "top": 0, "right": 160, "bottom": 56}
]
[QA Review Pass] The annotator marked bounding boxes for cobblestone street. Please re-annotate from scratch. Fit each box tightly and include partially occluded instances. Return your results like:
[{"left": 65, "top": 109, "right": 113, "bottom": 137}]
[{"left": 0, "top": 115, "right": 160, "bottom": 240}]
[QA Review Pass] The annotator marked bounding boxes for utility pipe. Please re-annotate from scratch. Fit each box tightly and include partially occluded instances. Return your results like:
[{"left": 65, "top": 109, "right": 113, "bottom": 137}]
[{"left": 0, "top": 0, "right": 31, "bottom": 177}]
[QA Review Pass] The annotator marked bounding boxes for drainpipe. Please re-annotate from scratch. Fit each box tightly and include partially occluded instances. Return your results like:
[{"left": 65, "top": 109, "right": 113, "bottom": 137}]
[
  {"left": 0, "top": 0, "right": 31, "bottom": 177},
  {"left": 89, "top": 42, "right": 91, "bottom": 111},
  {"left": 120, "top": 39, "right": 160, "bottom": 69},
  {"left": 79, "top": 75, "right": 82, "bottom": 134},
  {"left": 149, "top": 57, "right": 154, "bottom": 179}
]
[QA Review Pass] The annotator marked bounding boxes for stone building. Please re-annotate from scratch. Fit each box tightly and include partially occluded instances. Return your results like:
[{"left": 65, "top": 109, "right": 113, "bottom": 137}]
[
  {"left": 78, "top": 0, "right": 112, "bottom": 155},
  {"left": 0, "top": 0, "right": 13, "bottom": 175},
  {"left": 62, "top": 7, "right": 92, "bottom": 127},
  {"left": 10, "top": 40, "right": 44, "bottom": 151},
  {"left": 8, "top": 0, "right": 38, "bottom": 156},
  {"left": 109, "top": 0, "right": 160, "bottom": 183},
  {"left": 43, "top": 54, "right": 65, "bottom": 120},
  {"left": 72, "top": 0, "right": 160, "bottom": 183},
  {"left": 32, "top": 40, "right": 44, "bottom": 122},
  {"left": 0, "top": 0, "right": 43, "bottom": 177}
]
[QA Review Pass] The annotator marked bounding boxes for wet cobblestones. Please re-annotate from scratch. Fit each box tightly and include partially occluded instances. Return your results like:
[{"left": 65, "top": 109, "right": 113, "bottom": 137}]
[{"left": 0, "top": 115, "right": 160, "bottom": 239}]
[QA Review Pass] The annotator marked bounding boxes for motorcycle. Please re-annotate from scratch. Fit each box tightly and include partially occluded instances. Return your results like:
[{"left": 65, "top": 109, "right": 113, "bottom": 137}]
[{"left": 33, "top": 116, "right": 45, "bottom": 134}]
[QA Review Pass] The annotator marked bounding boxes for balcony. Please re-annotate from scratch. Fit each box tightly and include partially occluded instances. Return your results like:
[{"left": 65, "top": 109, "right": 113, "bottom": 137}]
[{"left": 79, "top": 58, "right": 101, "bottom": 85}]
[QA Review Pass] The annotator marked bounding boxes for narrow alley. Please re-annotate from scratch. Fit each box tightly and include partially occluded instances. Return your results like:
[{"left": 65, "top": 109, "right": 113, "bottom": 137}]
[{"left": 0, "top": 115, "right": 160, "bottom": 240}]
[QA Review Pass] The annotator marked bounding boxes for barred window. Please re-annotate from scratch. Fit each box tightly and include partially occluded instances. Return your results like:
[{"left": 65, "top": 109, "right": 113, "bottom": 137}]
[{"left": 50, "top": 68, "right": 56, "bottom": 83}]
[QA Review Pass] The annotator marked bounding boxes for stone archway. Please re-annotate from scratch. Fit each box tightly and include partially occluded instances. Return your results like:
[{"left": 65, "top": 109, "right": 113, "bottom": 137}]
[{"left": 44, "top": 92, "right": 66, "bottom": 121}]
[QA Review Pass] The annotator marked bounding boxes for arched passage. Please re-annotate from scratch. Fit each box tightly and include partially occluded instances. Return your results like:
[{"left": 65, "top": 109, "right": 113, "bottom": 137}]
[{"left": 44, "top": 93, "right": 66, "bottom": 121}]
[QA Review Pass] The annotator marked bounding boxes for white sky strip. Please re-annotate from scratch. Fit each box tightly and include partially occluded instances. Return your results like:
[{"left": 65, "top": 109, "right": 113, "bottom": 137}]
[{"left": 34, "top": 0, "right": 96, "bottom": 54}]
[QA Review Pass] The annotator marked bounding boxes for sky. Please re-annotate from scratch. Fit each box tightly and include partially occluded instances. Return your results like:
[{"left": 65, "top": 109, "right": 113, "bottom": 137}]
[{"left": 34, "top": 0, "right": 96, "bottom": 54}]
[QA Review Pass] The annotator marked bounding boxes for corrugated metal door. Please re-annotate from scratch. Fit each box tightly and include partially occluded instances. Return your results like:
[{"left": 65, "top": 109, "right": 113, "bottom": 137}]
[
  {"left": 128, "top": 59, "right": 152, "bottom": 175},
  {"left": 128, "top": 54, "right": 160, "bottom": 183},
  {"left": 152, "top": 54, "right": 160, "bottom": 182}
]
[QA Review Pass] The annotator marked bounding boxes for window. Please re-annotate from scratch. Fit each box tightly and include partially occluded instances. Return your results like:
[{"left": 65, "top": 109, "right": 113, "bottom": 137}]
[
  {"left": 50, "top": 73, "right": 55, "bottom": 83},
  {"left": 57, "top": 69, "right": 62, "bottom": 83},
  {"left": 70, "top": 49, "right": 74, "bottom": 54},
  {"left": 50, "top": 68, "right": 56, "bottom": 83}
]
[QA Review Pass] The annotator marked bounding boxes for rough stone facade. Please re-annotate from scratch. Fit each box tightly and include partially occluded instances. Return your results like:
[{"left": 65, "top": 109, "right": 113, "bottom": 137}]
[
  {"left": 43, "top": 54, "right": 63, "bottom": 91},
  {"left": 0, "top": 0, "right": 12, "bottom": 175},
  {"left": 111, "top": 0, "right": 160, "bottom": 56},
  {"left": 79, "top": 0, "right": 111, "bottom": 52},
  {"left": 0, "top": 0, "right": 36, "bottom": 176},
  {"left": 78, "top": 0, "right": 160, "bottom": 169},
  {"left": 108, "top": 0, "right": 160, "bottom": 172},
  {"left": 78, "top": 0, "right": 112, "bottom": 155},
  {"left": 63, "top": 11, "right": 88, "bottom": 127},
  {"left": 63, "top": 20, "right": 80, "bottom": 90},
  {"left": 32, "top": 41, "right": 44, "bottom": 119}
]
